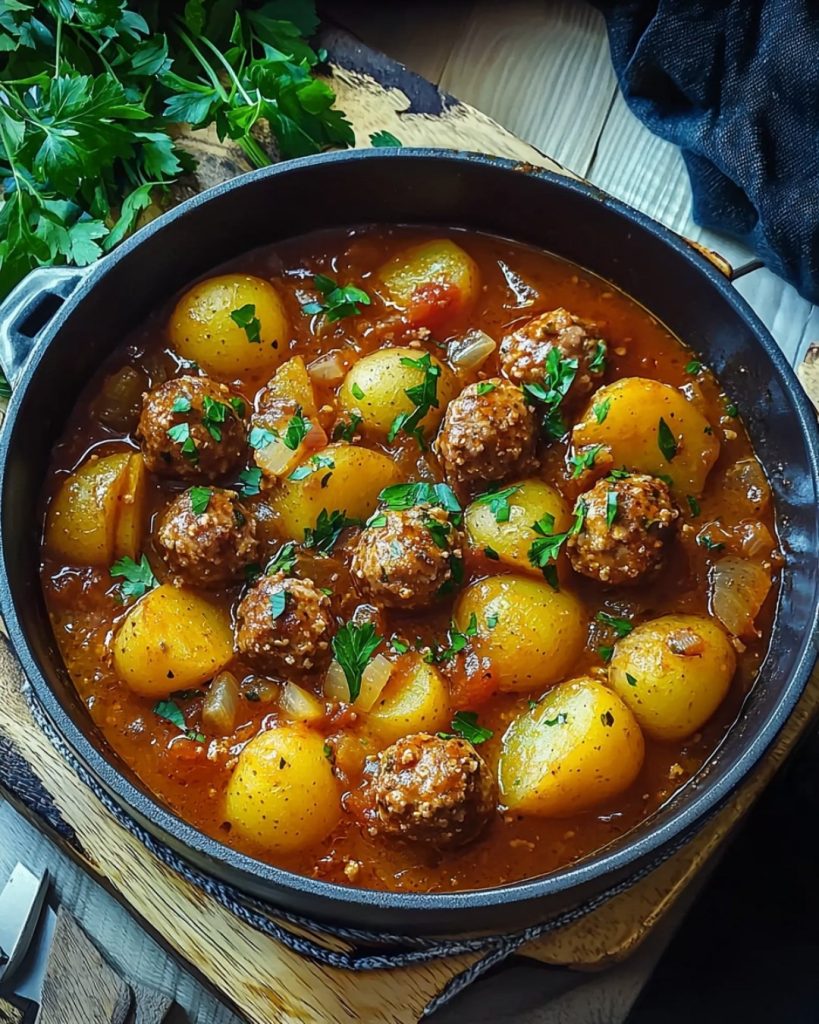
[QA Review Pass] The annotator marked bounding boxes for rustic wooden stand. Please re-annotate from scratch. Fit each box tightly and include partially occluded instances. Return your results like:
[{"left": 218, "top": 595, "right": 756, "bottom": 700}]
[{"left": 1, "top": 25, "right": 817, "bottom": 1024}]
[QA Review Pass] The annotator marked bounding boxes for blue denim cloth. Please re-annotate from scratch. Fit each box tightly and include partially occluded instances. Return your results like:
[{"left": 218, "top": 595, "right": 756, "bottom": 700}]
[{"left": 593, "top": 0, "right": 819, "bottom": 302}]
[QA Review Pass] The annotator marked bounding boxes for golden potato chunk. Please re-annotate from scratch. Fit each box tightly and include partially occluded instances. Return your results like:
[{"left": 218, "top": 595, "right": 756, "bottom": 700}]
[
  {"left": 367, "top": 655, "right": 450, "bottom": 746},
  {"left": 376, "top": 238, "right": 480, "bottom": 330}
]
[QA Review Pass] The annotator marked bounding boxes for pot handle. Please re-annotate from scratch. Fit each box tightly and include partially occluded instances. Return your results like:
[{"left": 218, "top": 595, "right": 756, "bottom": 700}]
[{"left": 0, "top": 266, "right": 88, "bottom": 388}]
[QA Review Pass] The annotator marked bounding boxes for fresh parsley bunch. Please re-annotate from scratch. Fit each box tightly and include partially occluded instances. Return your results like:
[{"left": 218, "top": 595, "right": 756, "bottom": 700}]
[{"left": 0, "top": 0, "right": 353, "bottom": 300}]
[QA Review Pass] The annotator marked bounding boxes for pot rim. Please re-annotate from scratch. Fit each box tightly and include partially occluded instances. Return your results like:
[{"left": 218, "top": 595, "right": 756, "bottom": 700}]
[{"left": 3, "top": 148, "right": 819, "bottom": 921}]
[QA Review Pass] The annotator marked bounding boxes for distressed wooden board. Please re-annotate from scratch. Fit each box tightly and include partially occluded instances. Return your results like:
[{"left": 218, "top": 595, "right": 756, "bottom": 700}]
[{"left": 0, "top": 14, "right": 816, "bottom": 1024}]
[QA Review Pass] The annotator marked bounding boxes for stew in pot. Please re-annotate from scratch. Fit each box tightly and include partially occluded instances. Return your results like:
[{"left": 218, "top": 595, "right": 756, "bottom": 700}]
[{"left": 39, "top": 227, "right": 779, "bottom": 892}]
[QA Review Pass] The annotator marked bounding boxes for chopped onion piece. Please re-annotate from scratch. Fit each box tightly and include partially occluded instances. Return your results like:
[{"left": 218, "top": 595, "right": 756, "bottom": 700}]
[
  {"left": 280, "top": 681, "right": 325, "bottom": 723},
  {"left": 323, "top": 659, "right": 349, "bottom": 702},
  {"left": 710, "top": 555, "right": 772, "bottom": 638},
  {"left": 308, "top": 351, "right": 346, "bottom": 385},
  {"left": 450, "top": 329, "right": 496, "bottom": 371},
  {"left": 724, "top": 458, "right": 772, "bottom": 514},
  {"left": 355, "top": 653, "right": 394, "bottom": 712},
  {"left": 255, "top": 421, "right": 328, "bottom": 480},
  {"left": 202, "top": 671, "right": 240, "bottom": 736}
]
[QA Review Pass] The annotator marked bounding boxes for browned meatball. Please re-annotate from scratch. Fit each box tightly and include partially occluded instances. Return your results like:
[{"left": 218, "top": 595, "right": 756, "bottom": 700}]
[
  {"left": 360, "top": 733, "right": 496, "bottom": 848},
  {"left": 500, "top": 307, "right": 606, "bottom": 405},
  {"left": 137, "top": 375, "right": 247, "bottom": 482},
  {"left": 155, "top": 487, "right": 259, "bottom": 588},
  {"left": 567, "top": 473, "right": 679, "bottom": 585},
  {"left": 350, "top": 505, "right": 463, "bottom": 608},
  {"left": 434, "top": 378, "right": 537, "bottom": 496},
  {"left": 235, "top": 573, "right": 333, "bottom": 676}
]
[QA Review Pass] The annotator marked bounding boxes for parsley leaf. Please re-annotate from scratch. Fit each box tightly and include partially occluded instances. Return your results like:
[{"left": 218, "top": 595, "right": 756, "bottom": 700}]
[
  {"left": 189, "top": 486, "right": 212, "bottom": 516},
  {"left": 167, "top": 421, "right": 198, "bottom": 461},
  {"left": 201, "top": 396, "right": 231, "bottom": 442},
  {"left": 658, "top": 417, "right": 678, "bottom": 462},
  {"left": 625, "top": 672, "right": 638, "bottom": 687},
  {"left": 477, "top": 381, "right": 497, "bottom": 396},
  {"left": 266, "top": 542, "right": 297, "bottom": 576},
  {"left": 472, "top": 485, "right": 522, "bottom": 523},
  {"left": 378, "top": 481, "right": 461, "bottom": 515},
  {"left": 288, "top": 453, "right": 335, "bottom": 481},
  {"left": 542, "top": 712, "right": 569, "bottom": 727},
  {"left": 172, "top": 396, "right": 192, "bottom": 414},
  {"left": 685, "top": 359, "right": 703, "bottom": 375},
  {"left": 332, "top": 621, "right": 382, "bottom": 701},
  {"left": 430, "top": 615, "right": 478, "bottom": 663},
  {"left": 230, "top": 304, "right": 261, "bottom": 343},
  {"left": 588, "top": 340, "right": 607, "bottom": 374},
  {"left": 595, "top": 611, "right": 634, "bottom": 638},
  {"left": 568, "top": 444, "right": 604, "bottom": 478},
  {"left": 698, "top": 534, "right": 725, "bottom": 552},
  {"left": 522, "top": 348, "right": 578, "bottom": 440},
  {"left": 605, "top": 488, "right": 618, "bottom": 528},
  {"left": 527, "top": 500, "right": 586, "bottom": 579},
  {"left": 249, "top": 426, "right": 277, "bottom": 450},
  {"left": 110, "top": 554, "right": 157, "bottom": 601},
  {"left": 304, "top": 508, "right": 362, "bottom": 553},
  {"left": 238, "top": 467, "right": 262, "bottom": 497},
  {"left": 593, "top": 397, "right": 611, "bottom": 424},
  {"left": 332, "top": 413, "right": 362, "bottom": 442},
  {"left": 687, "top": 495, "right": 701, "bottom": 517},
  {"left": 153, "top": 699, "right": 185, "bottom": 730},
  {"left": 445, "top": 710, "right": 493, "bottom": 746},
  {"left": 269, "top": 590, "right": 288, "bottom": 620},
  {"left": 302, "top": 274, "right": 371, "bottom": 323},
  {"left": 282, "top": 408, "right": 311, "bottom": 450},
  {"left": 387, "top": 352, "right": 441, "bottom": 449},
  {"left": 370, "top": 130, "right": 402, "bottom": 147}
]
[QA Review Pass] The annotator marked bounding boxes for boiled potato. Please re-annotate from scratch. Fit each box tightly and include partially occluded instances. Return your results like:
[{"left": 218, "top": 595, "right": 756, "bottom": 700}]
[
  {"left": 113, "top": 454, "right": 148, "bottom": 561},
  {"left": 453, "top": 575, "right": 586, "bottom": 693},
  {"left": 338, "top": 347, "right": 457, "bottom": 440},
  {"left": 169, "top": 273, "right": 289, "bottom": 380},
  {"left": 465, "top": 479, "right": 571, "bottom": 576},
  {"left": 573, "top": 377, "right": 720, "bottom": 495},
  {"left": 263, "top": 355, "right": 318, "bottom": 419},
  {"left": 268, "top": 442, "right": 402, "bottom": 540},
  {"left": 367, "top": 655, "right": 450, "bottom": 745},
  {"left": 46, "top": 451, "right": 131, "bottom": 566},
  {"left": 609, "top": 614, "right": 736, "bottom": 741},
  {"left": 377, "top": 239, "right": 480, "bottom": 329},
  {"left": 112, "top": 585, "right": 233, "bottom": 698},
  {"left": 224, "top": 725, "right": 341, "bottom": 853},
  {"left": 499, "top": 677, "right": 645, "bottom": 817}
]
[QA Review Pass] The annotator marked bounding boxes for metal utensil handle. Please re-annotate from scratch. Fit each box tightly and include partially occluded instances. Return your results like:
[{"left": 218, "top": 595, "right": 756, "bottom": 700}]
[{"left": 0, "top": 267, "right": 88, "bottom": 389}]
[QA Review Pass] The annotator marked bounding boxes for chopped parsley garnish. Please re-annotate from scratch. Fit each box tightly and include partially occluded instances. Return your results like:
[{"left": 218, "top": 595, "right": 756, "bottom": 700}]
[
  {"left": 189, "top": 486, "right": 212, "bottom": 516},
  {"left": 430, "top": 615, "right": 478, "bottom": 663},
  {"left": 598, "top": 645, "right": 614, "bottom": 662},
  {"left": 568, "top": 444, "right": 604, "bottom": 479},
  {"left": 605, "top": 489, "right": 618, "bottom": 528},
  {"left": 288, "top": 454, "right": 335, "bottom": 482},
  {"left": 685, "top": 359, "right": 703, "bottom": 375},
  {"left": 484, "top": 546, "right": 500, "bottom": 560},
  {"left": 608, "top": 468, "right": 631, "bottom": 480},
  {"left": 522, "top": 348, "right": 578, "bottom": 440},
  {"left": 527, "top": 500, "right": 587, "bottom": 582},
  {"left": 725, "top": 401, "right": 739, "bottom": 418},
  {"left": 687, "top": 495, "right": 701, "bottom": 517},
  {"left": 698, "top": 534, "right": 725, "bottom": 552},
  {"left": 486, "top": 614, "right": 499, "bottom": 629},
  {"left": 282, "top": 408, "right": 311, "bottom": 450},
  {"left": 351, "top": 382, "right": 366, "bottom": 400},
  {"left": 446, "top": 710, "right": 493, "bottom": 745},
  {"left": 593, "top": 397, "right": 611, "bottom": 424},
  {"left": 153, "top": 699, "right": 185, "bottom": 731},
  {"left": 387, "top": 352, "right": 441, "bottom": 449},
  {"left": 625, "top": 672, "right": 638, "bottom": 687},
  {"left": 230, "top": 397, "right": 246, "bottom": 418},
  {"left": 477, "top": 381, "right": 497, "bottom": 396},
  {"left": 269, "top": 590, "right": 288, "bottom": 620},
  {"left": 588, "top": 340, "right": 607, "bottom": 374},
  {"left": 424, "top": 515, "right": 452, "bottom": 549},
  {"left": 595, "top": 611, "right": 634, "bottom": 638},
  {"left": 186, "top": 730, "right": 206, "bottom": 744},
  {"left": 332, "top": 621, "right": 383, "bottom": 701},
  {"left": 301, "top": 274, "right": 371, "bottom": 323},
  {"left": 202, "top": 396, "right": 232, "bottom": 441},
  {"left": 171, "top": 395, "right": 192, "bottom": 414},
  {"left": 332, "top": 413, "right": 362, "bottom": 442},
  {"left": 600, "top": 710, "right": 615, "bottom": 727},
  {"left": 238, "top": 467, "right": 262, "bottom": 497},
  {"left": 230, "top": 304, "right": 261, "bottom": 343},
  {"left": 367, "top": 513, "right": 388, "bottom": 529},
  {"left": 249, "top": 426, "right": 277, "bottom": 450},
  {"left": 378, "top": 481, "right": 461, "bottom": 516},
  {"left": 167, "top": 422, "right": 198, "bottom": 462},
  {"left": 472, "top": 484, "right": 522, "bottom": 523},
  {"left": 266, "top": 542, "right": 297, "bottom": 576},
  {"left": 304, "top": 508, "right": 362, "bottom": 553},
  {"left": 543, "top": 712, "right": 569, "bottom": 727},
  {"left": 110, "top": 554, "right": 157, "bottom": 601},
  {"left": 658, "top": 417, "right": 678, "bottom": 462},
  {"left": 369, "top": 130, "right": 402, "bottom": 147},
  {"left": 390, "top": 636, "right": 409, "bottom": 655}
]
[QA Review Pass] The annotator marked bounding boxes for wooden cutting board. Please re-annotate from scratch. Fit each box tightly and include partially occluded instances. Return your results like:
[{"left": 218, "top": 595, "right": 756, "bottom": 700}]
[{"left": 1, "top": 22, "right": 817, "bottom": 1024}]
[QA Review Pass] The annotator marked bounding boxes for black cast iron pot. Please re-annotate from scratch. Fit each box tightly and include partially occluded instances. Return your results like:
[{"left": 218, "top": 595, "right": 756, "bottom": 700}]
[{"left": 1, "top": 150, "right": 818, "bottom": 936}]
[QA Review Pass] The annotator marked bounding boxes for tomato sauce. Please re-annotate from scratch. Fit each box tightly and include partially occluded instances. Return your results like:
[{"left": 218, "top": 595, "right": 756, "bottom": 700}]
[{"left": 38, "top": 227, "right": 778, "bottom": 892}]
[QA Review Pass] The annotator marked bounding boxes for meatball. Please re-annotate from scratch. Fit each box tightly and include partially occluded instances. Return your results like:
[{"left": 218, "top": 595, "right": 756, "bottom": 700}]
[
  {"left": 155, "top": 487, "right": 259, "bottom": 587},
  {"left": 434, "top": 378, "right": 537, "bottom": 496},
  {"left": 500, "top": 307, "right": 606, "bottom": 405},
  {"left": 137, "top": 375, "right": 247, "bottom": 482},
  {"left": 350, "top": 505, "right": 463, "bottom": 609},
  {"left": 361, "top": 733, "right": 496, "bottom": 848},
  {"left": 235, "top": 573, "right": 333, "bottom": 676},
  {"left": 567, "top": 473, "right": 679, "bottom": 585}
]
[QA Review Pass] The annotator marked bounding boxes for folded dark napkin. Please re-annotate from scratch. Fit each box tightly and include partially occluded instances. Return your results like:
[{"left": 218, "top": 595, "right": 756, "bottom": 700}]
[{"left": 593, "top": 0, "right": 819, "bottom": 302}]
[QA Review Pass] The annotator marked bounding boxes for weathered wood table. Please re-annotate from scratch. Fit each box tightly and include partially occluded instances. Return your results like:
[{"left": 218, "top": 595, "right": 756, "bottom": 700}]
[{"left": 2, "top": 3, "right": 816, "bottom": 1023}]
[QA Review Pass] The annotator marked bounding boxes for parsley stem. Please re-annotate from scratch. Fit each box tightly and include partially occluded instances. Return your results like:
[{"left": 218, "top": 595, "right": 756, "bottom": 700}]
[
  {"left": 54, "top": 16, "right": 62, "bottom": 76},
  {"left": 196, "top": 33, "right": 255, "bottom": 106},
  {"left": 174, "top": 25, "right": 231, "bottom": 103}
]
